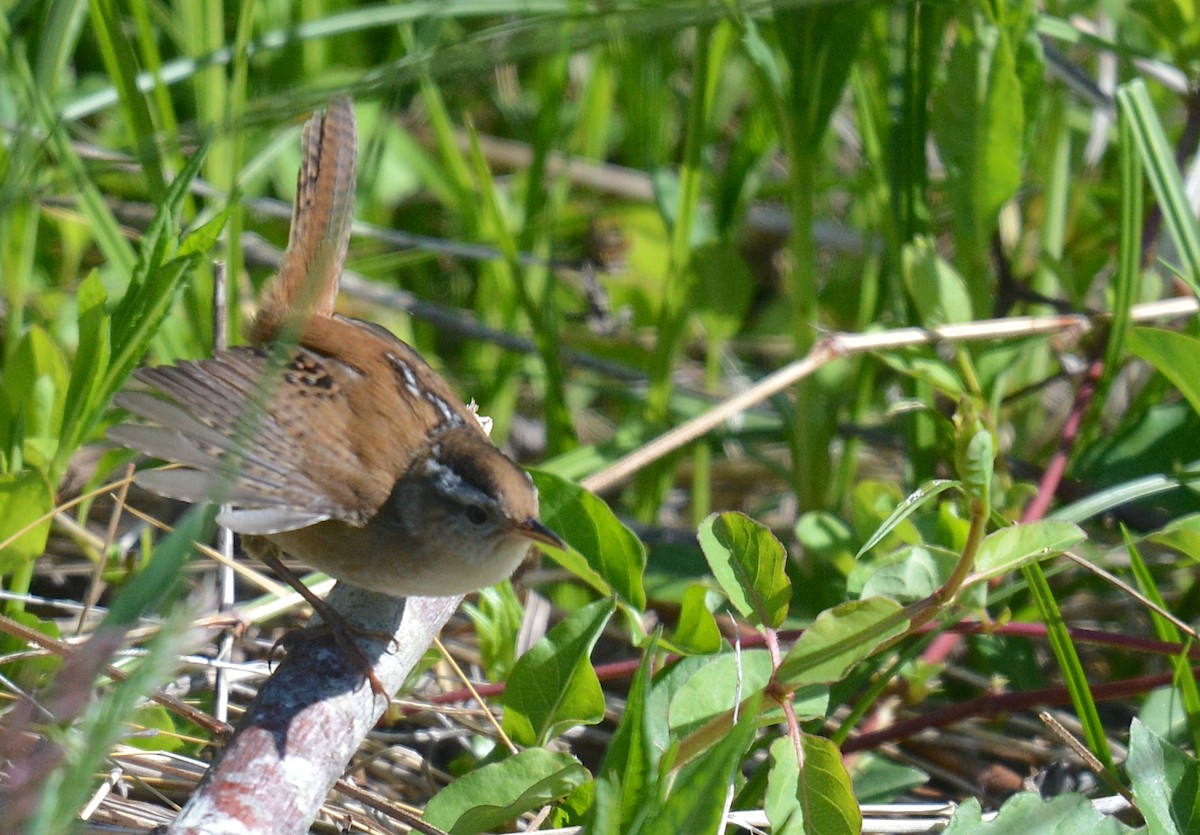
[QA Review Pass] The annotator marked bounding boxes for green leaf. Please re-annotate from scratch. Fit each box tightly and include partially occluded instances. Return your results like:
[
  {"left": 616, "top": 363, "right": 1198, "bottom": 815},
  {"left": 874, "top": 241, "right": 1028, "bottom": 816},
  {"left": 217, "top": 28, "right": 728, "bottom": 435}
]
[
  {"left": 645, "top": 654, "right": 723, "bottom": 754},
  {"left": 1129, "top": 327, "right": 1200, "bottom": 418},
  {"left": 902, "top": 238, "right": 973, "bottom": 325},
  {"left": 58, "top": 271, "right": 111, "bottom": 461},
  {"left": 944, "top": 792, "right": 1136, "bottom": 834},
  {"left": 1128, "top": 719, "right": 1200, "bottom": 835},
  {"left": 1151, "top": 514, "right": 1200, "bottom": 563},
  {"left": 126, "top": 704, "right": 182, "bottom": 753},
  {"left": 698, "top": 512, "right": 791, "bottom": 629},
  {"left": 29, "top": 606, "right": 193, "bottom": 834},
  {"left": 640, "top": 693, "right": 762, "bottom": 835},
  {"left": 590, "top": 637, "right": 660, "bottom": 835},
  {"left": 778, "top": 598, "right": 908, "bottom": 687},
  {"left": 669, "top": 584, "right": 722, "bottom": 654},
  {"left": 969, "top": 521, "right": 1086, "bottom": 584},
  {"left": 531, "top": 471, "right": 647, "bottom": 609},
  {"left": 463, "top": 584, "right": 524, "bottom": 681},
  {"left": 86, "top": 0, "right": 165, "bottom": 193},
  {"left": 1118, "top": 80, "right": 1200, "bottom": 293},
  {"left": 423, "top": 749, "right": 590, "bottom": 835},
  {"left": 954, "top": 411, "right": 994, "bottom": 510},
  {"left": 794, "top": 512, "right": 854, "bottom": 557},
  {"left": 774, "top": 3, "right": 869, "bottom": 152},
  {"left": 855, "top": 480, "right": 958, "bottom": 560},
  {"left": 0, "top": 470, "right": 55, "bottom": 572},
  {"left": 765, "top": 735, "right": 861, "bottom": 835},
  {"left": 101, "top": 132, "right": 212, "bottom": 420},
  {"left": 850, "top": 754, "right": 929, "bottom": 804},
  {"left": 1023, "top": 562, "right": 1115, "bottom": 774},
  {"left": 177, "top": 204, "right": 230, "bottom": 259},
  {"left": 668, "top": 649, "right": 773, "bottom": 738},
  {"left": 932, "top": 6, "right": 1023, "bottom": 283},
  {"left": 848, "top": 545, "right": 961, "bottom": 604},
  {"left": 2, "top": 327, "right": 70, "bottom": 469},
  {"left": 503, "top": 597, "right": 615, "bottom": 747}
]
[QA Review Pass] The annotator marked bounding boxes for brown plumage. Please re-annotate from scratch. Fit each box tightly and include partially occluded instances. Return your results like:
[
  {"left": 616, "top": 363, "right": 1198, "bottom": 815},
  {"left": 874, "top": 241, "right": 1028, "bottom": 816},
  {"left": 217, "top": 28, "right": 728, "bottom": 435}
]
[{"left": 110, "top": 96, "right": 561, "bottom": 598}]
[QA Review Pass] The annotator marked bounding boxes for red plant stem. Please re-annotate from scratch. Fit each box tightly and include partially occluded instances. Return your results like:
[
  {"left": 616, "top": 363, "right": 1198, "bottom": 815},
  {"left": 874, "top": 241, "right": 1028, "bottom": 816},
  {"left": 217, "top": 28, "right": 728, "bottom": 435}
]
[
  {"left": 421, "top": 618, "right": 1199, "bottom": 708},
  {"left": 764, "top": 627, "right": 806, "bottom": 768},
  {"left": 1020, "top": 358, "right": 1105, "bottom": 524},
  {"left": 840, "top": 666, "right": 1190, "bottom": 754}
]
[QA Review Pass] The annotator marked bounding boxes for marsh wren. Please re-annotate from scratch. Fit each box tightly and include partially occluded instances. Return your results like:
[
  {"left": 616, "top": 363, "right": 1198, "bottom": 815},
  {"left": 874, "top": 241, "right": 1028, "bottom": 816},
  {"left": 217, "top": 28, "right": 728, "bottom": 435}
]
[{"left": 110, "top": 96, "right": 562, "bottom": 599}]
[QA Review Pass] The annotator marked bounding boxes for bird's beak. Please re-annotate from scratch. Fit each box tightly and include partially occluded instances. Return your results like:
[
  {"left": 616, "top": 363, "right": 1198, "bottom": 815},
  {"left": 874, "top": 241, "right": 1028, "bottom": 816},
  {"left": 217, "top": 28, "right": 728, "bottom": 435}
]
[{"left": 517, "top": 518, "right": 566, "bottom": 550}]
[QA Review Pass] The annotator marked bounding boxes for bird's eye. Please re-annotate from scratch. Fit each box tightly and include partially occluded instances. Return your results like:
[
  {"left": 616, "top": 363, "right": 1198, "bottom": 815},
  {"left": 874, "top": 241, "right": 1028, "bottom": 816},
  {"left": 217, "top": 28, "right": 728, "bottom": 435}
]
[{"left": 465, "top": 504, "right": 488, "bottom": 525}]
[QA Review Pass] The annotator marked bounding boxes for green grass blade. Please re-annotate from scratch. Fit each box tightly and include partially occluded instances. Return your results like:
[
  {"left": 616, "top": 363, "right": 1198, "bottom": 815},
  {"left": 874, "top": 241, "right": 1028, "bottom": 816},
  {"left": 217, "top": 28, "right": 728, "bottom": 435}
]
[
  {"left": 1022, "top": 561, "right": 1116, "bottom": 777},
  {"left": 1117, "top": 79, "right": 1200, "bottom": 294}
]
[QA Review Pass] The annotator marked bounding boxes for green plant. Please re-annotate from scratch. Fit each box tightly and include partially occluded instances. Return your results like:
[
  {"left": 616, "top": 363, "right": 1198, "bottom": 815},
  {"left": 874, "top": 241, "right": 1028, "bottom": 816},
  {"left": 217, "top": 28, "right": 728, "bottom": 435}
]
[{"left": 5, "top": 1, "right": 1200, "bottom": 832}]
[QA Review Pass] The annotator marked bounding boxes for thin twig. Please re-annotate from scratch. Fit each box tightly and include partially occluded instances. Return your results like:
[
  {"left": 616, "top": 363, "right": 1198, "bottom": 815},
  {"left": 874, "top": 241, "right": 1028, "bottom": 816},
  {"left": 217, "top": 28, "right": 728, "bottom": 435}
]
[
  {"left": 581, "top": 297, "right": 1199, "bottom": 494},
  {"left": 433, "top": 636, "right": 517, "bottom": 755},
  {"left": 76, "top": 463, "right": 135, "bottom": 633}
]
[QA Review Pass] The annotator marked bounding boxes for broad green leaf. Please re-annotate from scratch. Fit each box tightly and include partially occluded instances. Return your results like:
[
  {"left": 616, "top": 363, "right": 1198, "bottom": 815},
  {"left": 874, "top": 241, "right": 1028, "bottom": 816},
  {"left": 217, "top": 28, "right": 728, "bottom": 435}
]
[
  {"left": 531, "top": 471, "right": 646, "bottom": 609},
  {"left": 640, "top": 693, "right": 761, "bottom": 835},
  {"left": 765, "top": 735, "right": 861, "bottom": 835},
  {"left": 903, "top": 238, "right": 972, "bottom": 325},
  {"left": 0, "top": 470, "right": 55, "bottom": 573},
  {"left": 855, "top": 480, "right": 958, "bottom": 560},
  {"left": 1127, "top": 719, "right": 1200, "bottom": 835},
  {"left": 503, "top": 597, "right": 615, "bottom": 747},
  {"left": 944, "top": 792, "right": 1135, "bottom": 834},
  {"left": 698, "top": 512, "right": 791, "bottom": 629},
  {"left": 969, "top": 521, "right": 1086, "bottom": 584},
  {"left": 424, "top": 749, "right": 589, "bottom": 835},
  {"left": 668, "top": 649, "right": 773, "bottom": 738},
  {"left": 645, "top": 654, "right": 724, "bottom": 754},
  {"left": 1129, "top": 327, "right": 1200, "bottom": 419},
  {"left": 778, "top": 598, "right": 908, "bottom": 687},
  {"left": 668, "top": 651, "right": 830, "bottom": 760},
  {"left": 669, "top": 584, "right": 722, "bottom": 654}
]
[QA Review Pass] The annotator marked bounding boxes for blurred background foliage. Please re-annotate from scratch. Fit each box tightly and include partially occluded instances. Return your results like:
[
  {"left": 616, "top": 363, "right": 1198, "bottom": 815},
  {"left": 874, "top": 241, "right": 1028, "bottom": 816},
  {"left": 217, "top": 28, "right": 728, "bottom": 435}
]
[{"left": 4, "top": 0, "right": 1200, "bottom": 830}]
